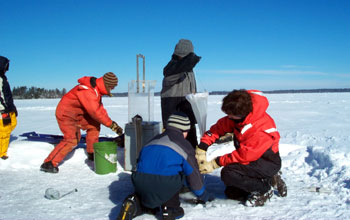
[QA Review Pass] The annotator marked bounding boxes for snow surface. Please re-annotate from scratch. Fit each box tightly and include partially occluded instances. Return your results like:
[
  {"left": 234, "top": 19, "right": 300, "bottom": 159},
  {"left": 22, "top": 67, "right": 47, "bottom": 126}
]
[{"left": 1, "top": 93, "right": 350, "bottom": 220}]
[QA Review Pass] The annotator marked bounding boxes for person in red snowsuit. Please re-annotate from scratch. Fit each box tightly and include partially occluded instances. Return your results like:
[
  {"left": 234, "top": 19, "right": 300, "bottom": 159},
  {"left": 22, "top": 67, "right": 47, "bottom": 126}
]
[
  {"left": 40, "top": 72, "right": 123, "bottom": 173},
  {"left": 196, "top": 89, "right": 287, "bottom": 206}
]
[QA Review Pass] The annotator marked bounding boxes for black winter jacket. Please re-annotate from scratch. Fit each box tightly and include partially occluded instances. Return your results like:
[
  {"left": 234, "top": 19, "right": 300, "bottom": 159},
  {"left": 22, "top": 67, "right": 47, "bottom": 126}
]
[
  {"left": 160, "top": 53, "right": 201, "bottom": 126},
  {"left": 0, "top": 56, "right": 17, "bottom": 115}
]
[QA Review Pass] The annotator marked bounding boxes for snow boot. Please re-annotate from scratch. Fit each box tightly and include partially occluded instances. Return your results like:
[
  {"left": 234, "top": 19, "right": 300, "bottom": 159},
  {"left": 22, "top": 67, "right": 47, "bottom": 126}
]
[
  {"left": 40, "top": 161, "right": 59, "bottom": 173},
  {"left": 117, "top": 194, "right": 142, "bottom": 220},
  {"left": 224, "top": 186, "right": 250, "bottom": 201},
  {"left": 161, "top": 206, "right": 184, "bottom": 220},
  {"left": 271, "top": 171, "right": 287, "bottom": 197},
  {"left": 245, "top": 188, "right": 273, "bottom": 207},
  {"left": 1, "top": 155, "right": 8, "bottom": 160}
]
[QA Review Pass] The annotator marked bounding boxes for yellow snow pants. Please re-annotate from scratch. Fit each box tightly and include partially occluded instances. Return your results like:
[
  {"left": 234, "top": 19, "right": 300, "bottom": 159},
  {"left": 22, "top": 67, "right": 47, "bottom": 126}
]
[{"left": 0, "top": 112, "right": 17, "bottom": 157}]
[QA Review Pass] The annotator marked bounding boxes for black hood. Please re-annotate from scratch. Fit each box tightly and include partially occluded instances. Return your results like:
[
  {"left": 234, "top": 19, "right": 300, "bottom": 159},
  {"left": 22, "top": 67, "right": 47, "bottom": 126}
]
[{"left": 0, "top": 56, "right": 10, "bottom": 75}]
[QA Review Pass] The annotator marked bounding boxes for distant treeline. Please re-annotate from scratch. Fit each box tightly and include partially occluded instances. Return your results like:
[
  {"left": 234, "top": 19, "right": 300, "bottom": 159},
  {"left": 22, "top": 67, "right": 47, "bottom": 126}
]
[
  {"left": 75, "top": 88, "right": 350, "bottom": 97},
  {"left": 13, "top": 87, "right": 350, "bottom": 99},
  {"left": 209, "top": 88, "right": 350, "bottom": 95},
  {"left": 12, "top": 86, "right": 67, "bottom": 99}
]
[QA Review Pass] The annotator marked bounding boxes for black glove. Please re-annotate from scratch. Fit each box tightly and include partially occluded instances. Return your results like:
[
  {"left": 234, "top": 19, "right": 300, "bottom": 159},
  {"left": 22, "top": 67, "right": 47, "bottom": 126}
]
[
  {"left": 197, "top": 190, "right": 215, "bottom": 204},
  {"left": 2, "top": 113, "right": 11, "bottom": 126},
  {"left": 110, "top": 121, "right": 123, "bottom": 135},
  {"left": 198, "top": 142, "right": 209, "bottom": 151}
]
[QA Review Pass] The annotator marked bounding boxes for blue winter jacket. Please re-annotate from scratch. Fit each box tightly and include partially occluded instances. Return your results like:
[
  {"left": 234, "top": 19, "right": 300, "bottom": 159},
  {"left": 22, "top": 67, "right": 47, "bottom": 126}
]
[{"left": 131, "top": 126, "right": 205, "bottom": 208}]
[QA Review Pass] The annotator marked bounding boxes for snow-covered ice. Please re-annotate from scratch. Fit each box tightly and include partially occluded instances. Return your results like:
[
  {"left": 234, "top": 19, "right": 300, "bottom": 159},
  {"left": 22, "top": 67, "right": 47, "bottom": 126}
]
[{"left": 1, "top": 92, "right": 350, "bottom": 220}]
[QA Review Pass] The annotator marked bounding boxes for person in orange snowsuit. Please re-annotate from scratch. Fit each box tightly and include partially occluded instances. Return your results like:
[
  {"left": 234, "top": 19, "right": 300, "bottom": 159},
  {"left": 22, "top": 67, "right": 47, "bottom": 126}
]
[{"left": 40, "top": 72, "right": 123, "bottom": 173}]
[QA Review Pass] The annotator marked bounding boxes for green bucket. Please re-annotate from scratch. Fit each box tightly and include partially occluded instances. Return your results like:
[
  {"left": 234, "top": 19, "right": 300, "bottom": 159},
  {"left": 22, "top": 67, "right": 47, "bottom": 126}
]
[{"left": 93, "top": 141, "right": 117, "bottom": 175}]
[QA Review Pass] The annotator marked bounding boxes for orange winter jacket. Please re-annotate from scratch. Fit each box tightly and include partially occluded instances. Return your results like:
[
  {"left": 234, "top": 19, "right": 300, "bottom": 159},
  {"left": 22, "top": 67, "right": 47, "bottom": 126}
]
[
  {"left": 56, "top": 76, "right": 113, "bottom": 127},
  {"left": 200, "top": 90, "right": 280, "bottom": 166}
]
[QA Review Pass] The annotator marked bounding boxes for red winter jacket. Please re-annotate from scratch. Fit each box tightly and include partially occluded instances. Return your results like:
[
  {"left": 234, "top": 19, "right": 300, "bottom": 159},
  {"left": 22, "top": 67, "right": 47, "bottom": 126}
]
[
  {"left": 200, "top": 90, "right": 280, "bottom": 166},
  {"left": 56, "top": 76, "right": 113, "bottom": 127}
]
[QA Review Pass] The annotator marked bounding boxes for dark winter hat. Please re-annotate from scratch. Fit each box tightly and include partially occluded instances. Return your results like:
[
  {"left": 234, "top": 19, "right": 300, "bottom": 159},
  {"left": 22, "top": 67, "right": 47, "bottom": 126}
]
[
  {"left": 167, "top": 112, "right": 191, "bottom": 132},
  {"left": 0, "top": 56, "right": 10, "bottom": 74},
  {"left": 174, "top": 39, "right": 194, "bottom": 57},
  {"left": 103, "top": 72, "right": 118, "bottom": 89}
]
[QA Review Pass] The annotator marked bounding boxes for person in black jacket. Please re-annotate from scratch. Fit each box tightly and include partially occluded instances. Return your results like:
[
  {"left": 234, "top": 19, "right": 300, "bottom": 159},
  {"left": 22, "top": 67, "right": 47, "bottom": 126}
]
[
  {"left": 117, "top": 112, "right": 214, "bottom": 220},
  {"left": 0, "top": 56, "right": 18, "bottom": 160},
  {"left": 161, "top": 39, "right": 201, "bottom": 149}
]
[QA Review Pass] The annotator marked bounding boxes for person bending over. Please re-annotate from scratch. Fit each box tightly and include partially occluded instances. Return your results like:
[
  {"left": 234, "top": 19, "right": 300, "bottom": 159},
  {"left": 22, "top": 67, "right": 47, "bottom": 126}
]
[{"left": 196, "top": 89, "right": 287, "bottom": 207}]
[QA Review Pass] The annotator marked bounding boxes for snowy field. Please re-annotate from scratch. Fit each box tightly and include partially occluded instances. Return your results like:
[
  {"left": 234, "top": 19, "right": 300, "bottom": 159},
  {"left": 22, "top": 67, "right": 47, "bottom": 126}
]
[{"left": 1, "top": 92, "right": 350, "bottom": 220}]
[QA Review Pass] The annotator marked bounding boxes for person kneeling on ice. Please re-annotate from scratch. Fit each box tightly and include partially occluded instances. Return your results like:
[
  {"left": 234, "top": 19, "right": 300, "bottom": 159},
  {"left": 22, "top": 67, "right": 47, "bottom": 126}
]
[
  {"left": 40, "top": 72, "right": 123, "bottom": 173},
  {"left": 196, "top": 89, "right": 287, "bottom": 207},
  {"left": 117, "top": 112, "right": 214, "bottom": 220}
]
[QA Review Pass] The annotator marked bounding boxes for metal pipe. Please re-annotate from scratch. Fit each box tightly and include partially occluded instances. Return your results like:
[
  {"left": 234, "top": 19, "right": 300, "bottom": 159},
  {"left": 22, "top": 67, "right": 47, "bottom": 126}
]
[
  {"left": 136, "top": 54, "right": 145, "bottom": 93},
  {"left": 142, "top": 55, "right": 145, "bottom": 93},
  {"left": 136, "top": 55, "right": 139, "bottom": 93}
]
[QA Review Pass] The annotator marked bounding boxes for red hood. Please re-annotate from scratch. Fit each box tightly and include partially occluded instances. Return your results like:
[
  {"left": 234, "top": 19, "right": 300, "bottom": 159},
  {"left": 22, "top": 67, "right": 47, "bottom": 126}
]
[
  {"left": 77, "top": 76, "right": 109, "bottom": 96},
  {"left": 243, "top": 90, "right": 269, "bottom": 124}
]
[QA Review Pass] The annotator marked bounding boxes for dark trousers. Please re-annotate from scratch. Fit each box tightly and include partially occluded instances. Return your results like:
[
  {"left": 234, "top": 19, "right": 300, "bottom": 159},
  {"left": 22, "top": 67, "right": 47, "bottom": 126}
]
[
  {"left": 221, "top": 149, "right": 281, "bottom": 194},
  {"left": 132, "top": 172, "right": 183, "bottom": 209},
  {"left": 135, "top": 191, "right": 181, "bottom": 217},
  {"left": 163, "top": 191, "right": 180, "bottom": 208}
]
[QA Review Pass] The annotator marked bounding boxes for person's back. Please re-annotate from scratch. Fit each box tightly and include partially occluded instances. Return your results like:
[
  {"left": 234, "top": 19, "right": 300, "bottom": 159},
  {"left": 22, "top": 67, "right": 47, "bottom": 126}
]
[
  {"left": 133, "top": 126, "right": 204, "bottom": 207},
  {"left": 56, "top": 75, "right": 112, "bottom": 127},
  {"left": 117, "top": 112, "right": 214, "bottom": 220}
]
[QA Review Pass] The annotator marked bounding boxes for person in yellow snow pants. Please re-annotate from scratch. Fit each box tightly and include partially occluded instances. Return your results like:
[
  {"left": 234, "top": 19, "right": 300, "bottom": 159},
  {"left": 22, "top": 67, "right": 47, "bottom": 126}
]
[
  {"left": 1, "top": 55, "right": 18, "bottom": 160},
  {"left": 0, "top": 112, "right": 17, "bottom": 159}
]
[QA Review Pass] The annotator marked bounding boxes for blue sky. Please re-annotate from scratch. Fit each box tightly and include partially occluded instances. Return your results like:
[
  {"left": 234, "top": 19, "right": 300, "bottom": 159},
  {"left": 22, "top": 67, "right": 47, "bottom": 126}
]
[{"left": 1, "top": 0, "right": 349, "bottom": 93}]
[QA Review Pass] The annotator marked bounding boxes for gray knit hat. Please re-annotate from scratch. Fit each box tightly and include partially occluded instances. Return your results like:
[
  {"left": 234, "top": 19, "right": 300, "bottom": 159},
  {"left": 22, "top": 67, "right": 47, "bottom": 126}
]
[
  {"left": 174, "top": 39, "right": 194, "bottom": 58},
  {"left": 167, "top": 112, "right": 191, "bottom": 132}
]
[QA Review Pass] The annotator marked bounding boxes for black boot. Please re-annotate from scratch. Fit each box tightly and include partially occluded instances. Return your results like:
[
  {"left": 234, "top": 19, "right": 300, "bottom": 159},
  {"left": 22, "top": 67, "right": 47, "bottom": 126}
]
[
  {"left": 245, "top": 187, "right": 273, "bottom": 207},
  {"left": 117, "top": 194, "right": 142, "bottom": 220},
  {"left": 271, "top": 171, "right": 287, "bottom": 197},
  {"left": 40, "top": 161, "right": 59, "bottom": 173},
  {"left": 161, "top": 206, "right": 184, "bottom": 220}
]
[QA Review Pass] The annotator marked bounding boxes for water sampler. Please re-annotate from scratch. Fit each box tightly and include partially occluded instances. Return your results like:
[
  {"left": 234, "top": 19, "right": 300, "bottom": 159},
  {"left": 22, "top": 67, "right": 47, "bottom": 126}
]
[{"left": 124, "top": 54, "right": 162, "bottom": 171}]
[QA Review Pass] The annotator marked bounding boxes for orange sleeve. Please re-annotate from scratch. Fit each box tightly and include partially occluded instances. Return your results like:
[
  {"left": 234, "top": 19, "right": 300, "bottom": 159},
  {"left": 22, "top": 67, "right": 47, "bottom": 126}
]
[
  {"left": 200, "top": 116, "right": 235, "bottom": 146},
  {"left": 77, "top": 87, "right": 112, "bottom": 127}
]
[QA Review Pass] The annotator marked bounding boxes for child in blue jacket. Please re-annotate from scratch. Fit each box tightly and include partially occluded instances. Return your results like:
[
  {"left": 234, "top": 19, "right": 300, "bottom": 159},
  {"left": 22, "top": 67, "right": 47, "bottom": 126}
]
[{"left": 117, "top": 112, "right": 214, "bottom": 220}]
